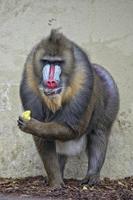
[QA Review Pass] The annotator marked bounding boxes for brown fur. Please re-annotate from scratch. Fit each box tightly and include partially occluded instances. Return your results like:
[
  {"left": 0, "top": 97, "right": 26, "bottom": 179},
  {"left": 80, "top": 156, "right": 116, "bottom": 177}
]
[
  {"left": 62, "top": 69, "right": 86, "bottom": 103},
  {"left": 43, "top": 94, "right": 62, "bottom": 113}
]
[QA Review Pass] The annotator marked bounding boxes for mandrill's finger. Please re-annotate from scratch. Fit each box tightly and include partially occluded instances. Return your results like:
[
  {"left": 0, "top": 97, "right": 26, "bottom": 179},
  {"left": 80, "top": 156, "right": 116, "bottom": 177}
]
[
  {"left": 17, "top": 116, "right": 25, "bottom": 127},
  {"left": 17, "top": 119, "right": 25, "bottom": 126},
  {"left": 18, "top": 116, "right": 24, "bottom": 122}
]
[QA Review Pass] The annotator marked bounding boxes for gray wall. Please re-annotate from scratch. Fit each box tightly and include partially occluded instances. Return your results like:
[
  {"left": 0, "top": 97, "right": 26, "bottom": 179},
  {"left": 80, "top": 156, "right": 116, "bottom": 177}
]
[{"left": 0, "top": 0, "right": 133, "bottom": 179}]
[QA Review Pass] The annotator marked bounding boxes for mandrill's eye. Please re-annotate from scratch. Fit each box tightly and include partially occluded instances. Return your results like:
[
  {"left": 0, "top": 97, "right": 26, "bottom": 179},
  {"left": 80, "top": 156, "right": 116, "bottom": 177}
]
[
  {"left": 54, "top": 60, "right": 65, "bottom": 66},
  {"left": 40, "top": 59, "right": 49, "bottom": 66}
]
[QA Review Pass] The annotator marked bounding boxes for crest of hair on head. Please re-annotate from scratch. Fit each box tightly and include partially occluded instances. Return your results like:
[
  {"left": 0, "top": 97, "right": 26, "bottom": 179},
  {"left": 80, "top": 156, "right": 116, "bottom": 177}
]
[
  {"left": 48, "top": 29, "right": 71, "bottom": 50},
  {"left": 48, "top": 29, "right": 63, "bottom": 44}
]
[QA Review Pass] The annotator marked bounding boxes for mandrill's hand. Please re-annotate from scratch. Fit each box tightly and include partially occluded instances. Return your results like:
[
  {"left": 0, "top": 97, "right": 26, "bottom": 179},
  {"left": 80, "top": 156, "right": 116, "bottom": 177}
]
[
  {"left": 17, "top": 114, "right": 53, "bottom": 139},
  {"left": 17, "top": 110, "right": 34, "bottom": 134},
  {"left": 17, "top": 116, "right": 38, "bottom": 134}
]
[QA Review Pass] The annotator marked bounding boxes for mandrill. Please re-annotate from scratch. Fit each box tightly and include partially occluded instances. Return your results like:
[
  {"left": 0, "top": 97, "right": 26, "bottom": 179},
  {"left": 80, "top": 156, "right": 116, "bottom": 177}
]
[{"left": 18, "top": 30, "right": 119, "bottom": 187}]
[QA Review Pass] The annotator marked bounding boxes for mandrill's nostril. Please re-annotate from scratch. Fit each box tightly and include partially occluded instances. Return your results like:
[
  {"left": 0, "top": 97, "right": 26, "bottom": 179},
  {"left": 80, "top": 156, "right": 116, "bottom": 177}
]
[{"left": 47, "top": 80, "right": 58, "bottom": 89}]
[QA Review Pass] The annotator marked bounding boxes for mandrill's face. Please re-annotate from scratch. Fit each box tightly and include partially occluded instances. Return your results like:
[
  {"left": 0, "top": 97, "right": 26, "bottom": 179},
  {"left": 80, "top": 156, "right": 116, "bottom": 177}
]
[{"left": 33, "top": 40, "right": 75, "bottom": 98}]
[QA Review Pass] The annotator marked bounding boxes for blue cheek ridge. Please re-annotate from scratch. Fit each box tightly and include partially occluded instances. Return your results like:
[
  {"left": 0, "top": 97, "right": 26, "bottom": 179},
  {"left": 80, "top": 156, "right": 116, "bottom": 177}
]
[
  {"left": 54, "top": 65, "right": 61, "bottom": 81},
  {"left": 42, "top": 64, "right": 50, "bottom": 81}
]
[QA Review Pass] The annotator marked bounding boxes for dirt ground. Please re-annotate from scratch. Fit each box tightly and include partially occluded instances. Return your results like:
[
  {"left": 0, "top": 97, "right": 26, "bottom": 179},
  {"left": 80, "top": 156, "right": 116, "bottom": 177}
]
[{"left": 0, "top": 176, "right": 133, "bottom": 200}]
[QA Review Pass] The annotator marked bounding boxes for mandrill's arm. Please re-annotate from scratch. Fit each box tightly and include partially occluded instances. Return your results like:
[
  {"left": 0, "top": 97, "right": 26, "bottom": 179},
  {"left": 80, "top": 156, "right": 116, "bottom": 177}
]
[{"left": 18, "top": 117, "right": 80, "bottom": 141}]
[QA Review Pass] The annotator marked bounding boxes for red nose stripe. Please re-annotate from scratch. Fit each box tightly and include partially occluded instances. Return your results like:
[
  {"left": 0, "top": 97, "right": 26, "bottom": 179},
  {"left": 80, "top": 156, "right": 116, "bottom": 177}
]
[
  {"left": 49, "top": 64, "right": 55, "bottom": 80},
  {"left": 46, "top": 64, "right": 57, "bottom": 89}
]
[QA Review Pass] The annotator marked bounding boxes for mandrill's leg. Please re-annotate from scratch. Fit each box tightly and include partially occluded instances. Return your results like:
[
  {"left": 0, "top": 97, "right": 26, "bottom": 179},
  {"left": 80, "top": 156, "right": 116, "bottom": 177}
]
[
  {"left": 33, "top": 136, "right": 63, "bottom": 187},
  {"left": 58, "top": 154, "right": 67, "bottom": 179},
  {"left": 81, "top": 129, "right": 109, "bottom": 185}
]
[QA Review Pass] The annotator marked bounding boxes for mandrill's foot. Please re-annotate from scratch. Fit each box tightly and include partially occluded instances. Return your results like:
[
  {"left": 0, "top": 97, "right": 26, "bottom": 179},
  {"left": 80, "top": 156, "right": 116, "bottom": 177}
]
[
  {"left": 80, "top": 174, "right": 100, "bottom": 186},
  {"left": 43, "top": 176, "right": 48, "bottom": 184},
  {"left": 48, "top": 179, "right": 65, "bottom": 188}
]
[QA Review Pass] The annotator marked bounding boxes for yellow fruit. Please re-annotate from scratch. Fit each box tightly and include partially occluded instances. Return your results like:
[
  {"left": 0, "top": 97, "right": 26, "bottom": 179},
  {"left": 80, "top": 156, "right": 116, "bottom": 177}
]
[{"left": 22, "top": 110, "right": 31, "bottom": 121}]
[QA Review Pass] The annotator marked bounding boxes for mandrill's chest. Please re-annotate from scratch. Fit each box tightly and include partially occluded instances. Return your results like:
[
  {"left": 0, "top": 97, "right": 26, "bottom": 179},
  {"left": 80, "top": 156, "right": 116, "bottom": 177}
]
[
  {"left": 44, "top": 100, "right": 89, "bottom": 157},
  {"left": 55, "top": 135, "right": 87, "bottom": 156}
]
